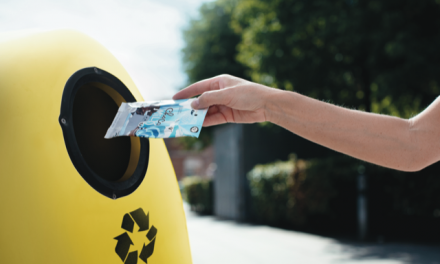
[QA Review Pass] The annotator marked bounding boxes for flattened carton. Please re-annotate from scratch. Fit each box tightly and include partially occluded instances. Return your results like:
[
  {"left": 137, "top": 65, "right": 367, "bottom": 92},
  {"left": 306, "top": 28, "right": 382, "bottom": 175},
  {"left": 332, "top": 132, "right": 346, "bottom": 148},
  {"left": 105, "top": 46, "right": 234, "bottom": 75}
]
[{"left": 105, "top": 99, "right": 207, "bottom": 139}]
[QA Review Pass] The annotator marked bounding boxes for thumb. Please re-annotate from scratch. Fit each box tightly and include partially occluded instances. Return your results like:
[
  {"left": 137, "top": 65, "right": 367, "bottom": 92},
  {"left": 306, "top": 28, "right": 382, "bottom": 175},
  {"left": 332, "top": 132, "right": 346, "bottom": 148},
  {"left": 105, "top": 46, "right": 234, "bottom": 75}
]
[{"left": 191, "top": 89, "right": 233, "bottom": 109}]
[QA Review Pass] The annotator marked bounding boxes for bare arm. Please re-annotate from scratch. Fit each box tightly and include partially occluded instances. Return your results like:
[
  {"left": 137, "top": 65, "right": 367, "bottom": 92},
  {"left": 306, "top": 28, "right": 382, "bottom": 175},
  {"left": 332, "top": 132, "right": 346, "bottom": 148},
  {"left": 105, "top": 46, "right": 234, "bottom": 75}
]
[
  {"left": 173, "top": 75, "right": 440, "bottom": 171},
  {"left": 267, "top": 90, "right": 440, "bottom": 171}
]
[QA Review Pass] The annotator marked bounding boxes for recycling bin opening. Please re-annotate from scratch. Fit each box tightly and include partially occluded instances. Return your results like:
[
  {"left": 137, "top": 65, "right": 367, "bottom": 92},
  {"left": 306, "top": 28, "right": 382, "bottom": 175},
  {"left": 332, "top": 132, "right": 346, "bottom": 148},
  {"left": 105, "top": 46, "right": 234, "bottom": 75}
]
[
  {"left": 73, "top": 84, "right": 131, "bottom": 182},
  {"left": 60, "top": 67, "right": 150, "bottom": 199}
]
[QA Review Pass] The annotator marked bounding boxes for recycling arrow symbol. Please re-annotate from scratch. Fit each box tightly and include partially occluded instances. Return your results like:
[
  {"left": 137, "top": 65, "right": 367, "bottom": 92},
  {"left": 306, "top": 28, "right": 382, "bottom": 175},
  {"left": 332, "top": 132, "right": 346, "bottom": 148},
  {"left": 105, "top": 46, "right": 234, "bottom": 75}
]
[{"left": 115, "top": 208, "right": 158, "bottom": 264}]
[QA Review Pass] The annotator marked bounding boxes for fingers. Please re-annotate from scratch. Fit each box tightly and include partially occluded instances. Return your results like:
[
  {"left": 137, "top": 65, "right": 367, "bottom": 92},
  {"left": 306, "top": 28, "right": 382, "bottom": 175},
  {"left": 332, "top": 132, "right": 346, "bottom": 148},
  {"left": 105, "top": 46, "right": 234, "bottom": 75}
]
[
  {"left": 203, "top": 112, "right": 228, "bottom": 127},
  {"left": 191, "top": 88, "right": 233, "bottom": 109},
  {"left": 203, "top": 105, "right": 229, "bottom": 126},
  {"left": 197, "top": 105, "right": 232, "bottom": 126},
  {"left": 207, "top": 105, "right": 220, "bottom": 115},
  {"left": 173, "top": 76, "right": 221, "bottom": 100}
]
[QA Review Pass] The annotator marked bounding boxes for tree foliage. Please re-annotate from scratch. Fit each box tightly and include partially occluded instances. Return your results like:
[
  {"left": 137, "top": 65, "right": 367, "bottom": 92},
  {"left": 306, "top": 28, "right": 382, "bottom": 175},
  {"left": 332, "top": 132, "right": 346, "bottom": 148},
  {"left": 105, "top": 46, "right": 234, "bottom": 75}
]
[
  {"left": 232, "top": 0, "right": 440, "bottom": 116},
  {"left": 183, "top": 0, "right": 248, "bottom": 83},
  {"left": 181, "top": 0, "right": 248, "bottom": 149},
  {"left": 182, "top": 0, "right": 440, "bottom": 150}
]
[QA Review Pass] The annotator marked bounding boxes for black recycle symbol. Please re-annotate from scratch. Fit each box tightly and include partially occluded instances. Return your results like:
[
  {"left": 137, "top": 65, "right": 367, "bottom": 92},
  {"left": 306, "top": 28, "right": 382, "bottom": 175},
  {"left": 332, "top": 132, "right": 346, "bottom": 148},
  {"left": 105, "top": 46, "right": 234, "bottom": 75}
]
[{"left": 114, "top": 208, "right": 158, "bottom": 264}]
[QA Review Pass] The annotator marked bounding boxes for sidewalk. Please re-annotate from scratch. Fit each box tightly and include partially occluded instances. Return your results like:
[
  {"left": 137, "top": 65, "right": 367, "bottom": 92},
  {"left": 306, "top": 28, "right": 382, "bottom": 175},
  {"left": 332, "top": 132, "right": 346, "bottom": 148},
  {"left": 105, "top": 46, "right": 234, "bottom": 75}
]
[{"left": 184, "top": 204, "right": 440, "bottom": 264}]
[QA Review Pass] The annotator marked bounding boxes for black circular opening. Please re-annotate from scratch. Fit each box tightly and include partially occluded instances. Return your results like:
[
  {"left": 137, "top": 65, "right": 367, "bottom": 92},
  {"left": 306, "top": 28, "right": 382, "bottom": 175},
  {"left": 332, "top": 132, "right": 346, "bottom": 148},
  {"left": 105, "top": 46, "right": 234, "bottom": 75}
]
[
  {"left": 73, "top": 85, "right": 131, "bottom": 181},
  {"left": 59, "top": 67, "right": 149, "bottom": 199}
]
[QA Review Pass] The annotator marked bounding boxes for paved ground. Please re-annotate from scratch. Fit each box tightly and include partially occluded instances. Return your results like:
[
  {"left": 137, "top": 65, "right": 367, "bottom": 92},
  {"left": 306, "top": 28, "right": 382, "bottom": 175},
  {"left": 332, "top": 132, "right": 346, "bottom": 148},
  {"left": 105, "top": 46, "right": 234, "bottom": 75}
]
[{"left": 184, "top": 204, "right": 440, "bottom": 264}]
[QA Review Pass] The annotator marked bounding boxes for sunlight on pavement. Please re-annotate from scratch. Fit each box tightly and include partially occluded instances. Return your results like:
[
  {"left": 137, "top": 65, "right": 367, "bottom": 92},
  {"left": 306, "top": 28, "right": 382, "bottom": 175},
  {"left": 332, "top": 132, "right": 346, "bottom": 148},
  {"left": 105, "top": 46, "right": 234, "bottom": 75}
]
[{"left": 184, "top": 203, "right": 440, "bottom": 264}]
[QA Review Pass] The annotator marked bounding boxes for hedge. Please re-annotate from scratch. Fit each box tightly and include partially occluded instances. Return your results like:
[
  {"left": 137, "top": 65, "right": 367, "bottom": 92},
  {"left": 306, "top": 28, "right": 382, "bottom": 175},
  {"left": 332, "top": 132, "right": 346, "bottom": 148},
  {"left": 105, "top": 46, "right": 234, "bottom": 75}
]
[
  {"left": 181, "top": 176, "right": 214, "bottom": 215},
  {"left": 248, "top": 154, "right": 440, "bottom": 240}
]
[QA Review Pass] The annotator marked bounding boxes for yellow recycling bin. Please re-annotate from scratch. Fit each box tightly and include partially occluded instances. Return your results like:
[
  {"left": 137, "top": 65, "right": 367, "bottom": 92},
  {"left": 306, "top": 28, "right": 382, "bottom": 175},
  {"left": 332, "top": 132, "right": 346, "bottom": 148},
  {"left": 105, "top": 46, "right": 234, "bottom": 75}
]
[{"left": 0, "top": 30, "right": 192, "bottom": 264}]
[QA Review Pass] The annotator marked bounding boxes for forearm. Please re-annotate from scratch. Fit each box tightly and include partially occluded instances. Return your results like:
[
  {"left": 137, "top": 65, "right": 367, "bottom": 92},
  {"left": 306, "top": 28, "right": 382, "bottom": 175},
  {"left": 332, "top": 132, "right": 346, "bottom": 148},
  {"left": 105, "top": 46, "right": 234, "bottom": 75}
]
[
  {"left": 176, "top": 74, "right": 440, "bottom": 171},
  {"left": 266, "top": 90, "right": 423, "bottom": 171}
]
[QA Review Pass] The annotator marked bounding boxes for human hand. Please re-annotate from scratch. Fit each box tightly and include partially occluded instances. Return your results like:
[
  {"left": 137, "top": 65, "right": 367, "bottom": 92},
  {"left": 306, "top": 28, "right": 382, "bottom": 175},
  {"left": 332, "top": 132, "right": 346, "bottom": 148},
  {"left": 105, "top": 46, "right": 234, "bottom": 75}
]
[{"left": 172, "top": 75, "right": 279, "bottom": 126}]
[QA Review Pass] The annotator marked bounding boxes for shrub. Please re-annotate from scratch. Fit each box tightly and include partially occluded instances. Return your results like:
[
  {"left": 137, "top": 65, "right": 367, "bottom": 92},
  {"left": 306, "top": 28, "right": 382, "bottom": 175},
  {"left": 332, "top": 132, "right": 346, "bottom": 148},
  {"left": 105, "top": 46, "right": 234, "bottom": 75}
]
[
  {"left": 247, "top": 154, "right": 345, "bottom": 229},
  {"left": 248, "top": 154, "right": 440, "bottom": 240},
  {"left": 247, "top": 157, "right": 296, "bottom": 227},
  {"left": 181, "top": 176, "right": 214, "bottom": 215}
]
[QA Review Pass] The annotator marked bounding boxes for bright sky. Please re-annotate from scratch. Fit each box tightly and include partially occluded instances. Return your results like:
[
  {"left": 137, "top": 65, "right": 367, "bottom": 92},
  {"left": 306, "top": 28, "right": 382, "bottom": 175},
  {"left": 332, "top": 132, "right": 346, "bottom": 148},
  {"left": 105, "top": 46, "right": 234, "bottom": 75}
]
[{"left": 0, "top": 0, "right": 211, "bottom": 100}]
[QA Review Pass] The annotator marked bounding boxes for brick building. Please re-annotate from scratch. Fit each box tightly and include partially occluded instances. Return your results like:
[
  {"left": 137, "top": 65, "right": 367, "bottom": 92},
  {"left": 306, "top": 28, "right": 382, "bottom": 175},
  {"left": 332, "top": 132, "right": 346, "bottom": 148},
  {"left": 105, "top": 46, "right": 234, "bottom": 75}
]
[{"left": 164, "top": 138, "right": 215, "bottom": 181}]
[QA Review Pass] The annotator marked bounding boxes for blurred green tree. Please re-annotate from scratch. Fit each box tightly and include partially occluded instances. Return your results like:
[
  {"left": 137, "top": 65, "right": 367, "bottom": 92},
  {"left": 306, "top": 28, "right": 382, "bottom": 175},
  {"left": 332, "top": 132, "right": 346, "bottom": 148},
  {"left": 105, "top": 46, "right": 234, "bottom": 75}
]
[
  {"left": 183, "top": 0, "right": 247, "bottom": 83},
  {"left": 232, "top": 0, "right": 440, "bottom": 116},
  {"left": 181, "top": 0, "right": 248, "bottom": 149}
]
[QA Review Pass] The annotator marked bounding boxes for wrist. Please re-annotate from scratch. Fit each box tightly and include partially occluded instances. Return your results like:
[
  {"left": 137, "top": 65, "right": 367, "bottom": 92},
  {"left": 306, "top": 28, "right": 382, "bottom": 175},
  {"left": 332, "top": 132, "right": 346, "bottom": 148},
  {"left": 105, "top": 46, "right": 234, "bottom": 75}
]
[{"left": 264, "top": 88, "right": 288, "bottom": 124}]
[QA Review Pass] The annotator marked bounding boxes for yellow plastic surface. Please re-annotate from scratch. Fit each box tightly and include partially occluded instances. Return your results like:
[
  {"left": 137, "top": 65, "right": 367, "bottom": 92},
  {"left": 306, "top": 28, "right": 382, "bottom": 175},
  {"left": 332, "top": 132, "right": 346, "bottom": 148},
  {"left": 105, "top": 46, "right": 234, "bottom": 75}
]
[{"left": 0, "top": 30, "right": 192, "bottom": 264}]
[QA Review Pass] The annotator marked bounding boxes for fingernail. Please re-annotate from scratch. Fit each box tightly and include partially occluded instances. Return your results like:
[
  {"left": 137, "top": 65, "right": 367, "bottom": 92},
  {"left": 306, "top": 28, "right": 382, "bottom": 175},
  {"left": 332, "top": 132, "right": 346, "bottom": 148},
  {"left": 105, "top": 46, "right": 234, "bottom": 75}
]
[{"left": 191, "top": 98, "right": 199, "bottom": 109}]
